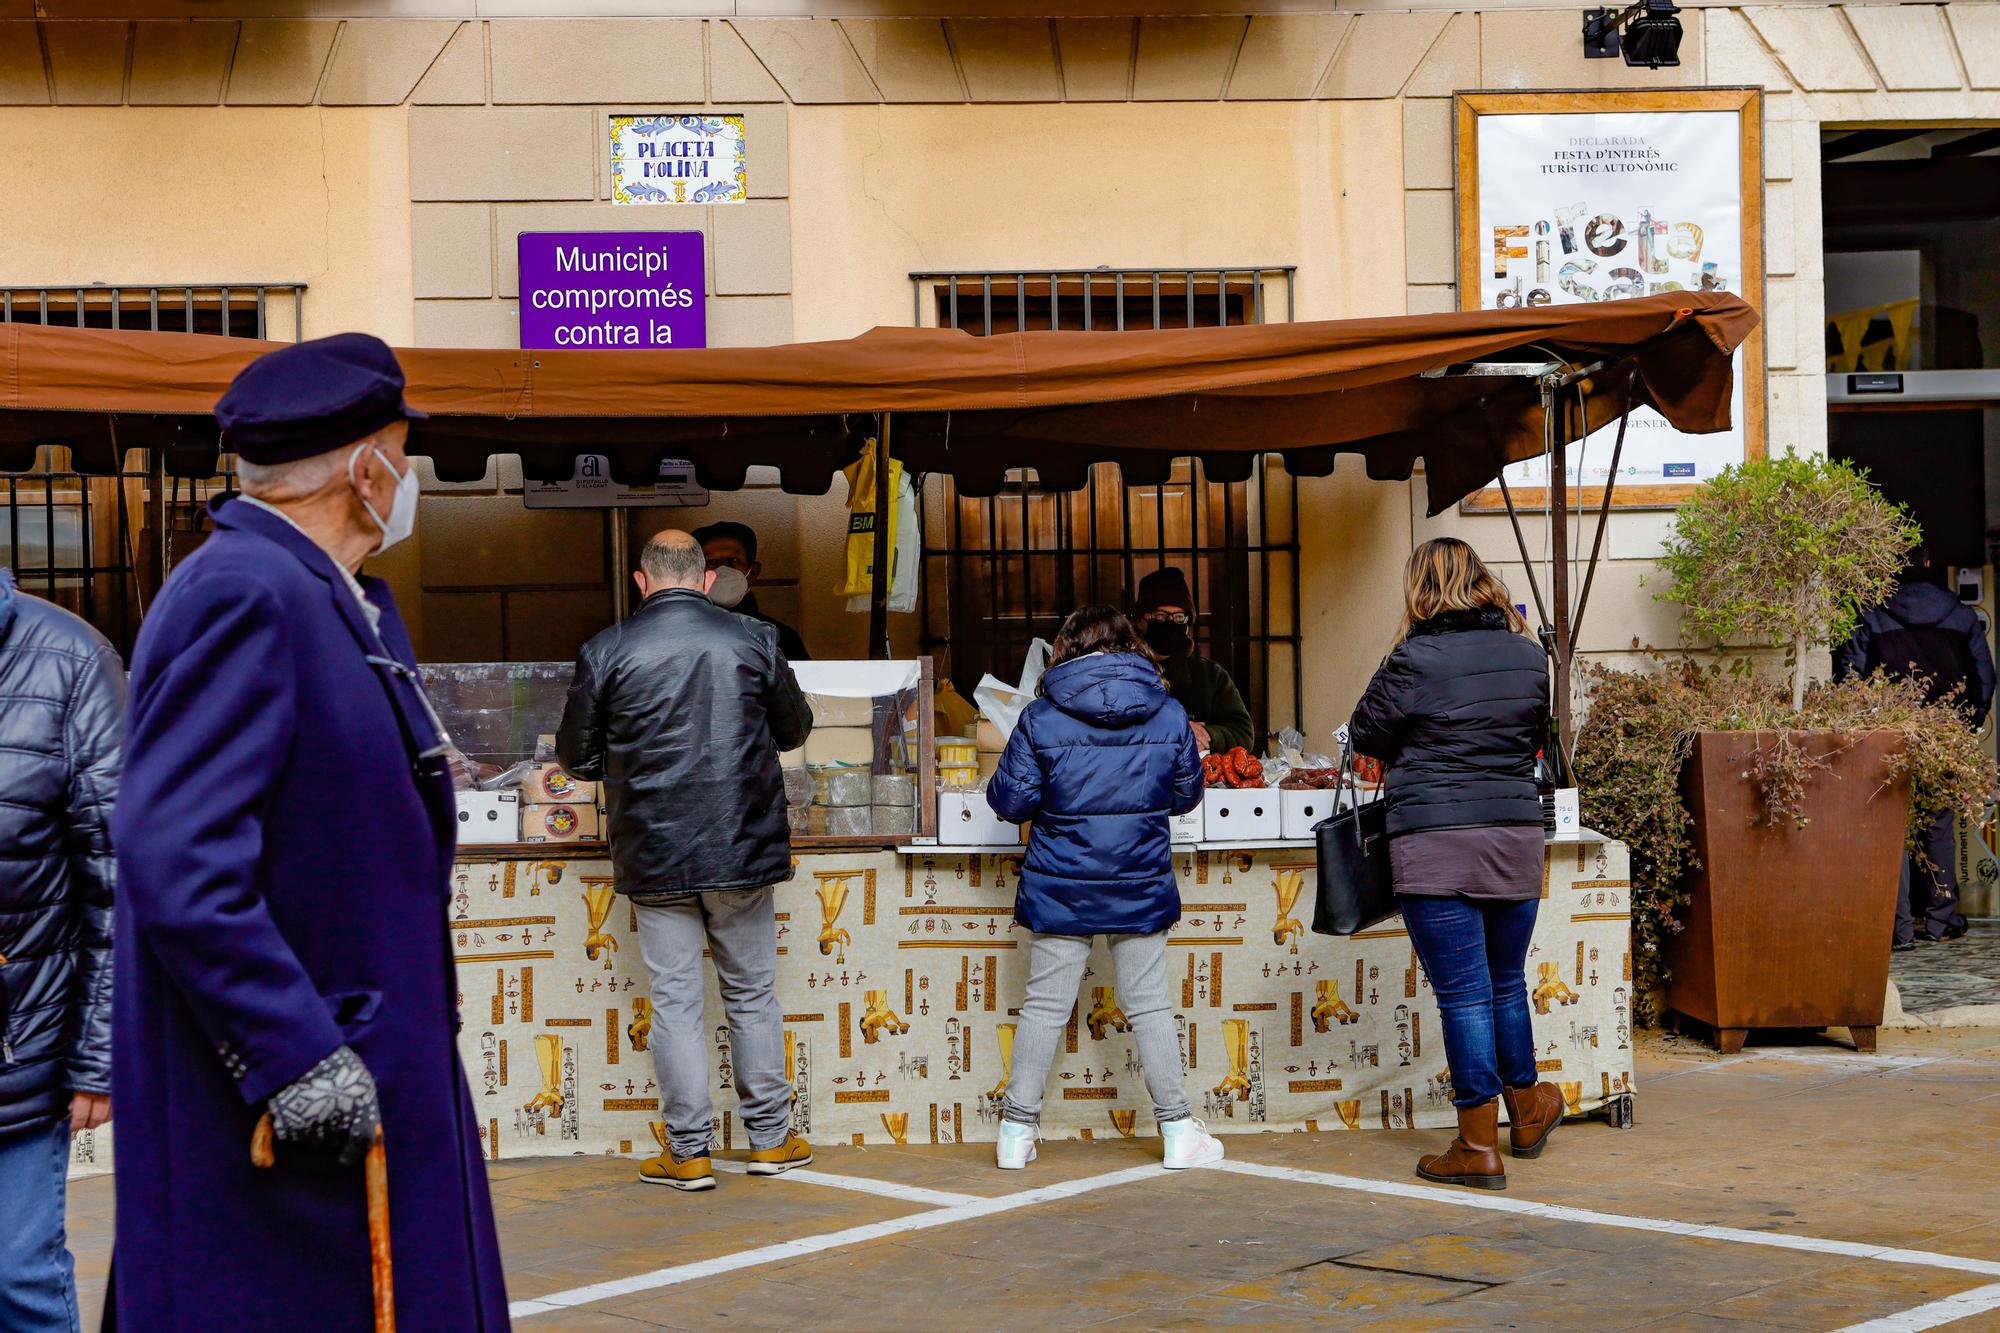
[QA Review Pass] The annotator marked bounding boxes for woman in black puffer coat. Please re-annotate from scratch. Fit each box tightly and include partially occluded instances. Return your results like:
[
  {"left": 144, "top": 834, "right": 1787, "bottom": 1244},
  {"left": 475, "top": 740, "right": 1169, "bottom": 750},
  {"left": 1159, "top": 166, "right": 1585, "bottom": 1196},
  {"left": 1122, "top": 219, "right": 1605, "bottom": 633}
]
[{"left": 1349, "top": 538, "right": 1562, "bottom": 1193}]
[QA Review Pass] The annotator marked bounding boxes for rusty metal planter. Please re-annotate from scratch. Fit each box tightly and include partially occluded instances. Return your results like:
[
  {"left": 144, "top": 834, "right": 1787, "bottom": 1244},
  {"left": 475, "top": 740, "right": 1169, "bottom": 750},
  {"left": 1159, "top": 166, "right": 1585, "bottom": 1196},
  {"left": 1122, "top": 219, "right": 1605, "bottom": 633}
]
[{"left": 1666, "top": 730, "right": 1907, "bottom": 1054}]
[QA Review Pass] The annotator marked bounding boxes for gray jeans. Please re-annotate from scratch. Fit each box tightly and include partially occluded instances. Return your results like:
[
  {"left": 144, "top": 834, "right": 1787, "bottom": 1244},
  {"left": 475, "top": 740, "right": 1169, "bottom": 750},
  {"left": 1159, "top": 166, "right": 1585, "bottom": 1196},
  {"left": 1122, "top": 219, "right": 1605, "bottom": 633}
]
[
  {"left": 633, "top": 887, "right": 793, "bottom": 1159},
  {"left": 1001, "top": 931, "right": 1191, "bottom": 1128}
]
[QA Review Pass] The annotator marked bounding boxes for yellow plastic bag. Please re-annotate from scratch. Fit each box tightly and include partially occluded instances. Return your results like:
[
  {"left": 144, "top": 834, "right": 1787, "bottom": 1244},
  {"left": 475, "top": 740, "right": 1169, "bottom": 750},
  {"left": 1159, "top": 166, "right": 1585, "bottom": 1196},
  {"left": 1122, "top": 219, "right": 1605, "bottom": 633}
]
[{"left": 837, "top": 437, "right": 901, "bottom": 598}]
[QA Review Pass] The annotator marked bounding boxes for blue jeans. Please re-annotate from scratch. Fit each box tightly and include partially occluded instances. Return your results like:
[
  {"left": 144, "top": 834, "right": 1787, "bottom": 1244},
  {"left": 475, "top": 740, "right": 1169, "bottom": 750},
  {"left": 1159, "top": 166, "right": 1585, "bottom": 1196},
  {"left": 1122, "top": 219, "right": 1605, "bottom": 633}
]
[
  {"left": 0, "top": 1119, "right": 80, "bottom": 1332},
  {"left": 1402, "top": 895, "right": 1540, "bottom": 1109}
]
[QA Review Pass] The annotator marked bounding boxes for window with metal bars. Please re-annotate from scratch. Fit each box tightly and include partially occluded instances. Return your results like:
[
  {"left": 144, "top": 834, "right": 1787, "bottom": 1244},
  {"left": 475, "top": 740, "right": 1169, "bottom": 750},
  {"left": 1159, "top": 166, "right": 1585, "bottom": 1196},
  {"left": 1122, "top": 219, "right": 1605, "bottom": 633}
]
[
  {"left": 910, "top": 268, "right": 1302, "bottom": 744},
  {"left": 1, "top": 284, "right": 305, "bottom": 655}
]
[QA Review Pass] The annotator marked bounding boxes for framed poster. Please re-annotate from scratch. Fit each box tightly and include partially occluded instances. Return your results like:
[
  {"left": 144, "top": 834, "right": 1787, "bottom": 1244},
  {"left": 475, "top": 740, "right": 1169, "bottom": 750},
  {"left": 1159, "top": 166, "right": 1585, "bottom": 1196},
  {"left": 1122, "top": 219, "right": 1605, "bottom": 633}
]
[{"left": 1455, "top": 88, "right": 1764, "bottom": 510}]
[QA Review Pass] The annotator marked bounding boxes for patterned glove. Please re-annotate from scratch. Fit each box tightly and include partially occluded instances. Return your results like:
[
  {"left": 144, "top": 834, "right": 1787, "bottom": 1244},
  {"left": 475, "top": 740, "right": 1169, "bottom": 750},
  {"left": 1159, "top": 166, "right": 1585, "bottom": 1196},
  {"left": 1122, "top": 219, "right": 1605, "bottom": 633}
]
[{"left": 269, "top": 1045, "right": 381, "bottom": 1167}]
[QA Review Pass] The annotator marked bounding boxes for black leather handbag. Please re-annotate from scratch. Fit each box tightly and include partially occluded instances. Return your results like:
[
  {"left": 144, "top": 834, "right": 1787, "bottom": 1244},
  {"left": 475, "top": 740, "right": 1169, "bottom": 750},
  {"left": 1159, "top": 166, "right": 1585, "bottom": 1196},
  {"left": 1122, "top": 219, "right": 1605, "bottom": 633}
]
[{"left": 1309, "top": 753, "right": 1398, "bottom": 936}]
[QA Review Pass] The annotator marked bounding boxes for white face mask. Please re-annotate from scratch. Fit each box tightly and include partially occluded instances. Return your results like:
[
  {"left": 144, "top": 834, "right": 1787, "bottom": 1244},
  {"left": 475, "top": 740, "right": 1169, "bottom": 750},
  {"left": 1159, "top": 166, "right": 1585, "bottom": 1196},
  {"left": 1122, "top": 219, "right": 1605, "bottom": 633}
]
[
  {"left": 349, "top": 444, "right": 419, "bottom": 554},
  {"left": 707, "top": 565, "right": 750, "bottom": 609}
]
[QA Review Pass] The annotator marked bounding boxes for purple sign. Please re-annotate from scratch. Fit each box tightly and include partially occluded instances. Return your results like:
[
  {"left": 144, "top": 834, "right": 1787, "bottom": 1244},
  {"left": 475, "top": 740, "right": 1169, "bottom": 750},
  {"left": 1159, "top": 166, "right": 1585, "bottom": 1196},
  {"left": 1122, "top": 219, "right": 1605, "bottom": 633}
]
[{"left": 517, "top": 231, "right": 706, "bottom": 350}]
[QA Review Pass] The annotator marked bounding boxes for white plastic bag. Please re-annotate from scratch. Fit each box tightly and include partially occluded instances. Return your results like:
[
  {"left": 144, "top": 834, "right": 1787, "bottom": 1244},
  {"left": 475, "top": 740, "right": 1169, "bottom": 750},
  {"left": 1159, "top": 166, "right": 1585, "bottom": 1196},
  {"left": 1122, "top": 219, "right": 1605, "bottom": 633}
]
[{"left": 972, "top": 639, "right": 1051, "bottom": 745}]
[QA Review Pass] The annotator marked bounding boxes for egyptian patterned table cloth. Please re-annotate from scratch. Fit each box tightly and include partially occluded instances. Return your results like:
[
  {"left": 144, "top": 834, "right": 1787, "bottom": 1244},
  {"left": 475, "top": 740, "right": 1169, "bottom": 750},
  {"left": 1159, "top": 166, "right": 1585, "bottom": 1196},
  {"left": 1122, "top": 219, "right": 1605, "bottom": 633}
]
[
  {"left": 453, "top": 836, "right": 1633, "bottom": 1158},
  {"left": 66, "top": 836, "right": 1634, "bottom": 1176}
]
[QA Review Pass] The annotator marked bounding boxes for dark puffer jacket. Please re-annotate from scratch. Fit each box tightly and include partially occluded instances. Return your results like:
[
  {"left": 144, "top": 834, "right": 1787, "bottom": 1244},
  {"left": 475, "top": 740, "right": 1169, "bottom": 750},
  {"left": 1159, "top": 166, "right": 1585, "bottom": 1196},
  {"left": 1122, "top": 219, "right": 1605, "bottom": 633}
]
[
  {"left": 1834, "top": 578, "right": 1996, "bottom": 724},
  {"left": 0, "top": 568, "right": 123, "bottom": 1136},
  {"left": 1349, "top": 606, "right": 1548, "bottom": 839},
  {"left": 557, "top": 587, "right": 812, "bottom": 896},
  {"left": 987, "top": 653, "right": 1204, "bottom": 936}
]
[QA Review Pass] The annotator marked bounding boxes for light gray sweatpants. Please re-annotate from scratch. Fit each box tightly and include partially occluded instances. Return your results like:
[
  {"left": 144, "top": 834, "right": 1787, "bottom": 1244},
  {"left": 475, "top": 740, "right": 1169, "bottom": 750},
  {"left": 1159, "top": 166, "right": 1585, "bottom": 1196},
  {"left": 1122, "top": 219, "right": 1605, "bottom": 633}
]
[
  {"left": 633, "top": 887, "right": 793, "bottom": 1159},
  {"left": 1001, "top": 931, "right": 1191, "bottom": 1128}
]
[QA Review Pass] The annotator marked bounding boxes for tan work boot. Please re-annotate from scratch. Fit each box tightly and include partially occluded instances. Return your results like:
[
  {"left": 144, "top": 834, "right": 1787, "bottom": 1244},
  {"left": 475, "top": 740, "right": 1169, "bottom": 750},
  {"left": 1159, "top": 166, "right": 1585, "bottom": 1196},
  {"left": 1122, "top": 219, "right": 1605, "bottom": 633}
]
[
  {"left": 1500, "top": 1081, "right": 1568, "bottom": 1159},
  {"left": 1415, "top": 1099, "right": 1506, "bottom": 1191},
  {"left": 745, "top": 1134, "right": 814, "bottom": 1176},
  {"left": 639, "top": 1151, "right": 715, "bottom": 1192}
]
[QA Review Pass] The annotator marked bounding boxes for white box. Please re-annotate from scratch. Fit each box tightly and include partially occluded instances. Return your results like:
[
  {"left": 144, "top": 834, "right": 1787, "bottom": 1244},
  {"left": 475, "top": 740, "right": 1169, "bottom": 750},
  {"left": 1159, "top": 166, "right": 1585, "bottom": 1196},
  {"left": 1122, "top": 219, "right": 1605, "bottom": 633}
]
[
  {"left": 1169, "top": 807, "right": 1205, "bottom": 845},
  {"left": 455, "top": 790, "right": 520, "bottom": 846},
  {"left": 937, "top": 789, "right": 1017, "bottom": 846},
  {"left": 1280, "top": 788, "right": 1336, "bottom": 841},
  {"left": 1201, "top": 788, "right": 1282, "bottom": 842},
  {"left": 1552, "top": 787, "right": 1582, "bottom": 838}
]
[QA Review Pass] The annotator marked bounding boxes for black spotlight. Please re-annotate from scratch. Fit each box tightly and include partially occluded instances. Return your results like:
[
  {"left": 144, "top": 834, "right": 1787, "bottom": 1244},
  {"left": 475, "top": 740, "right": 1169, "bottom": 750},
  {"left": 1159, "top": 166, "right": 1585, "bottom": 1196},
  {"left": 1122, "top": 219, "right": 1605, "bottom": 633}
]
[{"left": 1583, "top": 0, "right": 1683, "bottom": 68}]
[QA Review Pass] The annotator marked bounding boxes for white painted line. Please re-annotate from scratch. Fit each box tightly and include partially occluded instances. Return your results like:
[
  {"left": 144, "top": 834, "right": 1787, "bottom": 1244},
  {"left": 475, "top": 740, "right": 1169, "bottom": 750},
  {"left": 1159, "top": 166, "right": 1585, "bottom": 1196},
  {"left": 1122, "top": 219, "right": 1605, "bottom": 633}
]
[
  {"left": 709, "top": 1160, "right": 984, "bottom": 1208},
  {"left": 508, "top": 1163, "right": 1170, "bottom": 1320},
  {"left": 1834, "top": 1282, "right": 2000, "bottom": 1332},
  {"left": 1212, "top": 1161, "right": 2000, "bottom": 1279}
]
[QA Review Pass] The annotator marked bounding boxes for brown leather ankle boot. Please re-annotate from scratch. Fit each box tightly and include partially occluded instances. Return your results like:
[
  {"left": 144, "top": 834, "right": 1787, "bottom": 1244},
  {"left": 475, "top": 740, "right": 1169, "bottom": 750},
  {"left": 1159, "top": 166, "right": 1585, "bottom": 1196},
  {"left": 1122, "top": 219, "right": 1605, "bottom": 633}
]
[
  {"left": 1415, "top": 1098, "right": 1505, "bottom": 1191},
  {"left": 1500, "top": 1082, "right": 1567, "bottom": 1159}
]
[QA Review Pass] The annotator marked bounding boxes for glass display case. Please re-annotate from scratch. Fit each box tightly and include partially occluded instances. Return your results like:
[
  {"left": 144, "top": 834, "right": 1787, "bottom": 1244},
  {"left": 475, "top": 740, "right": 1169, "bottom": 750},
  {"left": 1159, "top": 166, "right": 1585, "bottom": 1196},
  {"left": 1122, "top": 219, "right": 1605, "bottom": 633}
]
[{"left": 423, "top": 659, "right": 938, "bottom": 854}]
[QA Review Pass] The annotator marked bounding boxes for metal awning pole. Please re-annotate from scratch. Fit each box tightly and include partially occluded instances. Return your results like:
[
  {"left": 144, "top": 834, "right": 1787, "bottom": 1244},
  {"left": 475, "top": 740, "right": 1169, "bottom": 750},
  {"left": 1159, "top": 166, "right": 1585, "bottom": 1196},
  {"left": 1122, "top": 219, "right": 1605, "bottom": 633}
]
[
  {"left": 1570, "top": 370, "right": 1637, "bottom": 649},
  {"left": 1546, "top": 376, "right": 1575, "bottom": 757},
  {"left": 1494, "top": 468, "right": 1552, "bottom": 634},
  {"left": 868, "top": 413, "right": 893, "bottom": 659}
]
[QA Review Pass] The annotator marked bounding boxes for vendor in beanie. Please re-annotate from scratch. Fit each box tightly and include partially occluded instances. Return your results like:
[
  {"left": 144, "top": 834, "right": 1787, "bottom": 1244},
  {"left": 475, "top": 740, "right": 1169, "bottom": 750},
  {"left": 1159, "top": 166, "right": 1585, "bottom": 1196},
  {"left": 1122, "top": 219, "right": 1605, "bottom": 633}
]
[{"left": 1133, "top": 566, "right": 1255, "bottom": 755}]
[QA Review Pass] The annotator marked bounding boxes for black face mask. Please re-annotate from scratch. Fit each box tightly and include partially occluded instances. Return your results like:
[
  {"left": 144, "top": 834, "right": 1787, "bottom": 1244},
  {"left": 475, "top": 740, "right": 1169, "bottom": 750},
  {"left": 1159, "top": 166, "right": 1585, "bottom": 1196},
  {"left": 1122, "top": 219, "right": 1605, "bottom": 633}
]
[{"left": 1144, "top": 620, "right": 1191, "bottom": 658}]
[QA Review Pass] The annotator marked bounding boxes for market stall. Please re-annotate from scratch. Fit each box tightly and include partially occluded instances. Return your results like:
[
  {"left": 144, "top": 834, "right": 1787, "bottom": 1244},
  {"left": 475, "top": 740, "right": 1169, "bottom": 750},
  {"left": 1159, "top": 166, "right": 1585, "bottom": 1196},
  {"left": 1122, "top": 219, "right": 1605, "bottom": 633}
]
[
  {"left": 14, "top": 294, "right": 1750, "bottom": 1171},
  {"left": 428, "top": 658, "right": 1634, "bottom": 1157}
]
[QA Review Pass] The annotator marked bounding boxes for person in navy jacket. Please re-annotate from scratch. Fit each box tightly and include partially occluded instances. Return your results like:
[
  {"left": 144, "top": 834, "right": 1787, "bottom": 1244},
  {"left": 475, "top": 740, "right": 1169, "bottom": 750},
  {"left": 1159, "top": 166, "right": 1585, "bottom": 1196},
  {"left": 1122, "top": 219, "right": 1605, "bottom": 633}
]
[
  {"left": 985, "top": 606, "right": 1222, "bottom": 1172},
  {"left": 111, "top": 335, "right": 508, "bottom": 1330}
]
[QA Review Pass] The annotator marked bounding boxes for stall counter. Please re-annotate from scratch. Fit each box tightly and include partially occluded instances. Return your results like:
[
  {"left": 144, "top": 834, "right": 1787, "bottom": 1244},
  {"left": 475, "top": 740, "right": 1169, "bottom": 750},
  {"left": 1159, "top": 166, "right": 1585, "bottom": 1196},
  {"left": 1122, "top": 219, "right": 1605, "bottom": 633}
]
[{"left": 443, "top": 831, "right": 1635, "bottom": 1160}]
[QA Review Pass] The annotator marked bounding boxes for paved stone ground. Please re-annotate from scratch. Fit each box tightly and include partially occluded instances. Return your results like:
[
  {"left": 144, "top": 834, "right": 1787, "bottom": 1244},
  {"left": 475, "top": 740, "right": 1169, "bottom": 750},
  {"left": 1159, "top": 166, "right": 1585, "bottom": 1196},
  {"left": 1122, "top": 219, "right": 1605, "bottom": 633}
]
[
  {"left": 65, "top": 1027, "right": 2000, "bottom": 1331},
  {"left": 1892, "top": 919, "right": 2000, "bottom": 1014}
]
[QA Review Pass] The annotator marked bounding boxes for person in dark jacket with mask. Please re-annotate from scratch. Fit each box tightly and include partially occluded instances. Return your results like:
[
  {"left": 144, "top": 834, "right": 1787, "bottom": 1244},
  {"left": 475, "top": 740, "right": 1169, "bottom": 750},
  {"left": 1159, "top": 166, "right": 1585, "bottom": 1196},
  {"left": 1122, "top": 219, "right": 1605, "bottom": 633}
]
[
  {"left": 558, "top": 529, "right": 814, "bottom": 1193},
  {"left": 1350, "top": 538, "right": 1557, "bottom": 1193},
  {"left": 986, "top": 606, "right": 1221, "bottom": 1172},
  {"left": 0, "top": 568, "right": 119, "bottom": 1332},
  {"left": 1132, "top": 566, "right": 1254, "bottom": 755},
  {"left": 1835, "top": 547, "right": 1996, "bottom": 947}
]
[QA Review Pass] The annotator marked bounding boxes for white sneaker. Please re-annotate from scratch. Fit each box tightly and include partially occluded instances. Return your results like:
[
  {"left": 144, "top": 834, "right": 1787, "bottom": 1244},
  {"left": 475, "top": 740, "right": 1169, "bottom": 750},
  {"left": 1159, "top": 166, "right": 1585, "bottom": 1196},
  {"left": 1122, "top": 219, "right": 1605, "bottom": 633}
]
[
  {"left": 996, "top": 1120, "right": 1038, "bottom": 1170},
  {"left": 1160, "top": 1117, "right": 1225, "bottom": 1170}
]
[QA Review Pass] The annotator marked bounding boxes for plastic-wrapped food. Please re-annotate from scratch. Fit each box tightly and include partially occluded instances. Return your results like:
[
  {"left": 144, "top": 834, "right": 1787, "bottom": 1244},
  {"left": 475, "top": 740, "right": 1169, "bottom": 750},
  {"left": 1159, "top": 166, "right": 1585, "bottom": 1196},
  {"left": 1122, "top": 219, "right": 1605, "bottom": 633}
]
[
  {"left": 872, "top": 804, "right": 915, "bottom": 835},
  {"left": 782, "top": 768, "right": 813, "bottom": 807},
  {"left": 826, "top": 806, "right": 873, "bottom": 836},
  {"left": 1280, "top": 768, "right": 1344, "bottom": 790},
  {"left": 825, "top": 769, "right": 873, "bottom": 808},
  {"left": 871, "top": 774, "right": 916, "bottom": 808}
]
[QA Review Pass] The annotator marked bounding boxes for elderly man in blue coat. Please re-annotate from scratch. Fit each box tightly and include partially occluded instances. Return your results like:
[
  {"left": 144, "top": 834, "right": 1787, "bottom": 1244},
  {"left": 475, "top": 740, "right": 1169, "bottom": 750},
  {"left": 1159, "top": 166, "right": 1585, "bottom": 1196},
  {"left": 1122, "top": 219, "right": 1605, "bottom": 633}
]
[{"left": 111, "top": 334, "right": 509, "bottom": 1330}]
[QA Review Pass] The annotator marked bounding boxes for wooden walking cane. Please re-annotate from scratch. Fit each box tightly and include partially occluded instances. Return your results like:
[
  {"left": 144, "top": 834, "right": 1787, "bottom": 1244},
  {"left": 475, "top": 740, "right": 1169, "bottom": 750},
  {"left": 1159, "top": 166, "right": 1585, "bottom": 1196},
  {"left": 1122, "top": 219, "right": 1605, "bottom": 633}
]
[{"left": 252, "top": 1113, "right": 396, "bottom": 1333}]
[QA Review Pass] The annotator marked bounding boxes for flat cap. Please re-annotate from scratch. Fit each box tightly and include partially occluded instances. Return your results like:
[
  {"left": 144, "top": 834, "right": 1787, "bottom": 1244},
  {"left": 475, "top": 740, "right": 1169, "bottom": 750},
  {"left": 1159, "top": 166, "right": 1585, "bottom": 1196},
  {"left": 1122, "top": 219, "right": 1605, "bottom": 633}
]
[{"left": 216, "top": 332, "right": 425, "bottom": 465}]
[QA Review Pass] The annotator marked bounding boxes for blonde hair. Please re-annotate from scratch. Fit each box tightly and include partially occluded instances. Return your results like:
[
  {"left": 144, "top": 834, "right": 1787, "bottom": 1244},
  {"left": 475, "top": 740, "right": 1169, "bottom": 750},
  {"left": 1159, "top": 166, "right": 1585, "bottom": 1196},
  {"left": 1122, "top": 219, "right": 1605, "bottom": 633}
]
[{"left": 1397, "top": 537, "right": 1528, "bottom": 642}]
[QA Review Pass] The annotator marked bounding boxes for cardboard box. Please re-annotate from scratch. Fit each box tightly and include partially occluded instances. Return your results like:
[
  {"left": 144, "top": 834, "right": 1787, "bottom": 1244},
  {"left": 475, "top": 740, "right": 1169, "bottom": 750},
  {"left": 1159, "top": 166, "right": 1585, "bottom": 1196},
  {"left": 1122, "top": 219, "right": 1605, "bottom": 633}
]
[
  {"left": 1201, "top": 788, "right": 1282, "bottom": 842},
  {"left": 804, "top": 726, "right": 875, "bottom": 766},
  {"left": 937, "top": 790, "right": 1017, "bottom": 846},
  {"left": 521, "top": 802, "right": 602, "bottom": 843},
  {"left": 455, "top": 790, "right": 520, "bottom": 846},
  {"left": 1280, "top": 788, "right": 1333, "bottom": 841},
  {"left": 808, "top": 693, "right": 875, "bottom": 727},
  {"left": 524, "top": 761, "right": 597, "bottom": 805},
  {"left": 1169, "top": 807, "right": 1205, "bottom": 845}
]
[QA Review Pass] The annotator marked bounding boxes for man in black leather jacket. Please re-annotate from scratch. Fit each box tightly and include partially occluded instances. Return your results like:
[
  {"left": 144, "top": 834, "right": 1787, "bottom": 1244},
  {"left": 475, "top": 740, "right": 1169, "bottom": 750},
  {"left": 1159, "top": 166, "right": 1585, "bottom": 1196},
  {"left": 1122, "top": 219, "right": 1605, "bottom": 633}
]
[
  {"left": 557, "top": 530, "right": 813, "bottom": 1193},
  {"left": 0, "top": 567, "right": 121, "bottom": 1329}
]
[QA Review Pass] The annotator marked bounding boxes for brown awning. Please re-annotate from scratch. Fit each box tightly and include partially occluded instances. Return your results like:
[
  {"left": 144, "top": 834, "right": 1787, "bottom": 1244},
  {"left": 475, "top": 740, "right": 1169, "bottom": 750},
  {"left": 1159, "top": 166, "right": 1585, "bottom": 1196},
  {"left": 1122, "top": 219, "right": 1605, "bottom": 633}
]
[{"left": 0, "top": 290, "right": 1755, "bottom": 513}]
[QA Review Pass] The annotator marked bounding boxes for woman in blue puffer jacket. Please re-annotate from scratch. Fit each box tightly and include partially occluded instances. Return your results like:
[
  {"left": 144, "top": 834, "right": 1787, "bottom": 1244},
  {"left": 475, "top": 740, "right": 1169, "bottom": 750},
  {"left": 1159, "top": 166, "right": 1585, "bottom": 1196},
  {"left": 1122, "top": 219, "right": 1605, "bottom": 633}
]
[{"left": 985, "top": 605, "right": 1222, "bottom": 1172}]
